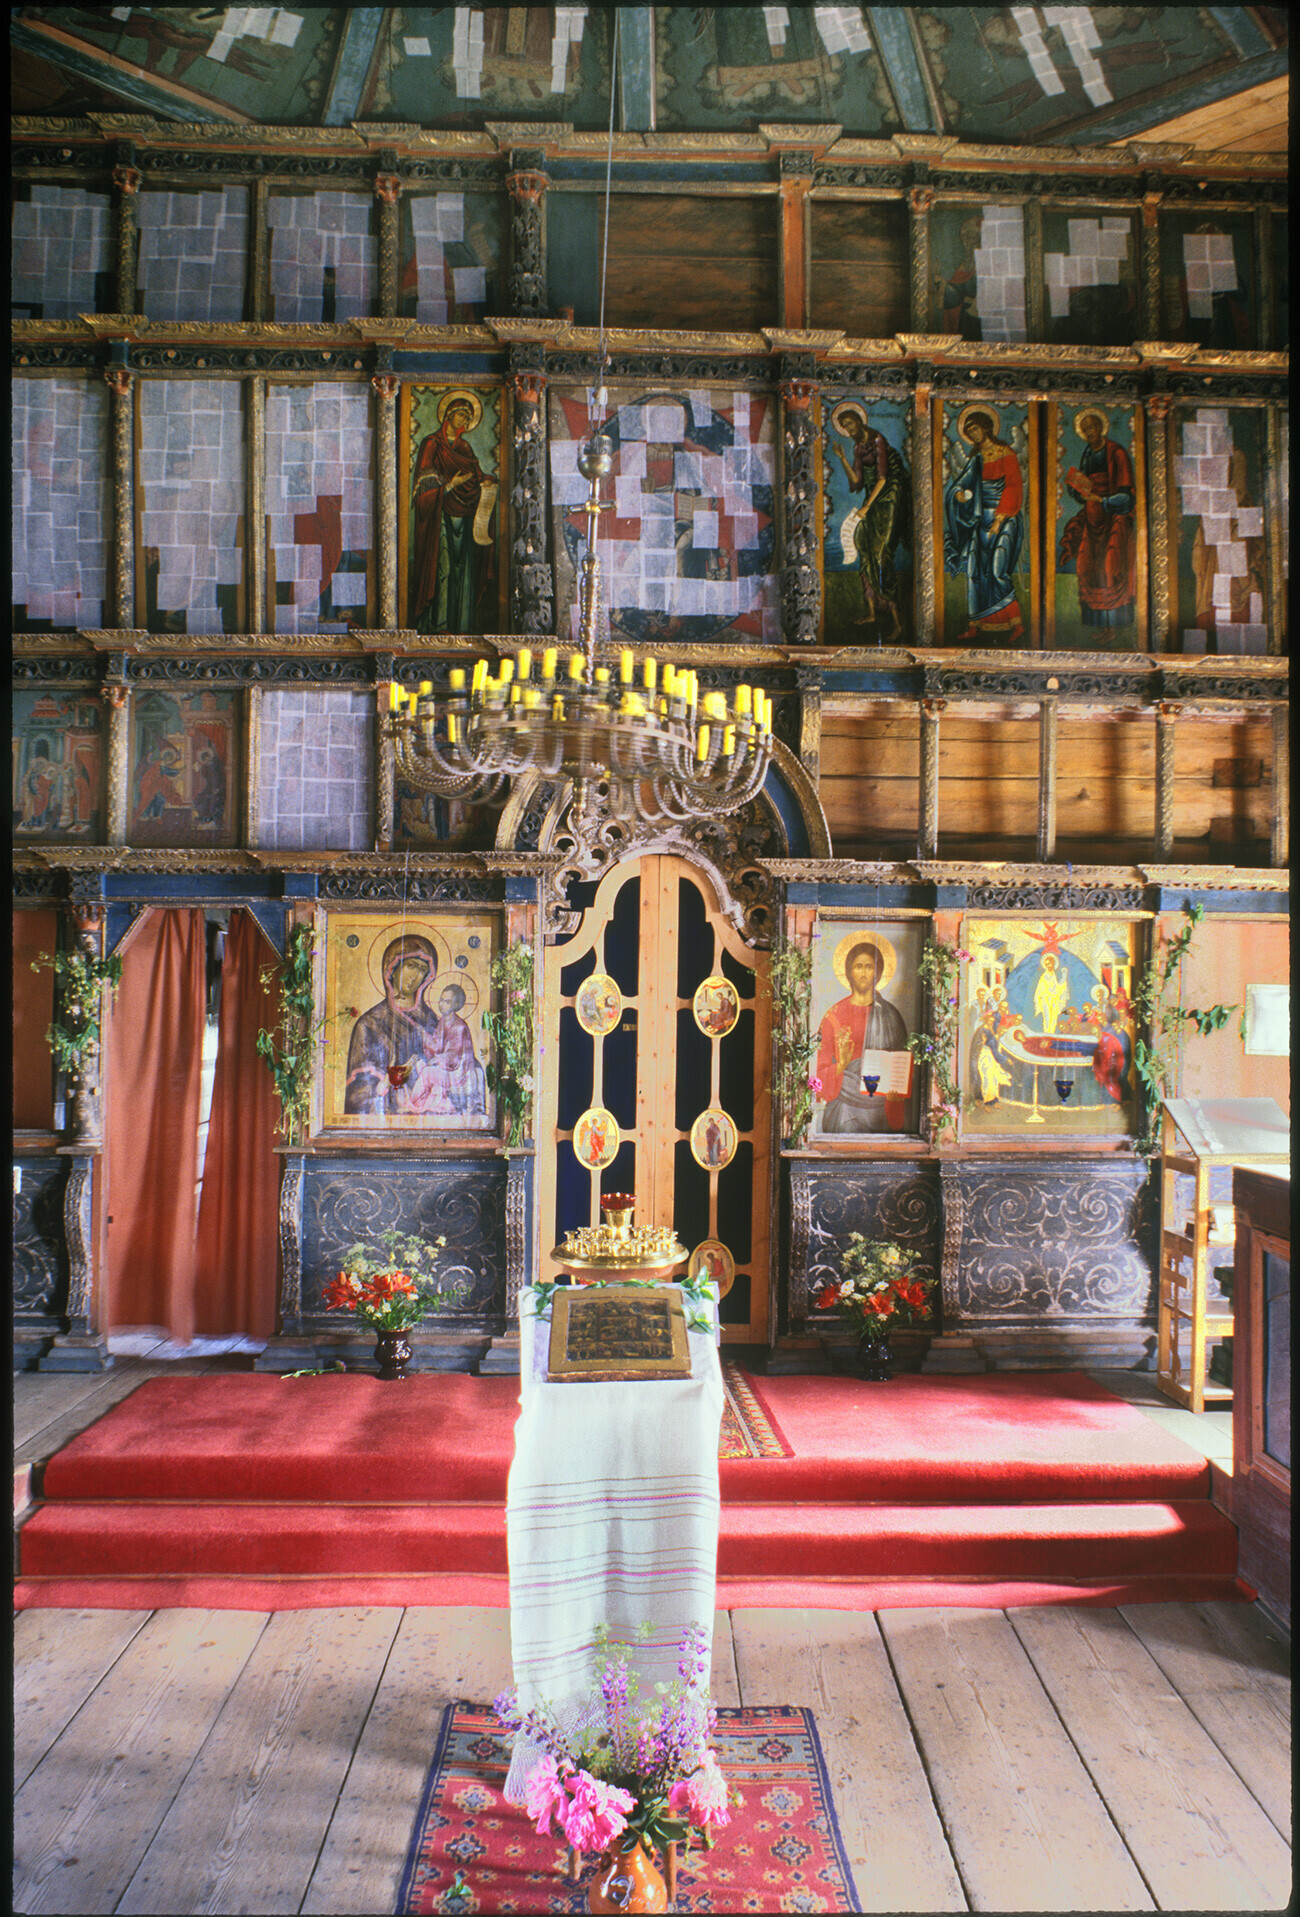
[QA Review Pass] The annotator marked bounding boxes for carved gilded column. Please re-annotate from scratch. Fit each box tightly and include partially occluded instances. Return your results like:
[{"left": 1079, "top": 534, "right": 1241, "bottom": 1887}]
[
  {"left": 246, "top": 683, "right": 264, "bottom": 848},
  {"left": 1036, "top": 697, "right": 1058, "bottom": 863},
  {"left": 102, "top": 678, "right": 130, "bottom": 845},
  {"left": 374, "top": 171, "right": 402, "bottom": 316},
  {"left": 371, "top": 373, "right": 400, "bottom": 628},
  {"left": 908, "top": 184, "right": 935, "bottom": 332},
  {"left": 506, "top": 168, "right": 547, "bottom": 318},
  {"left": 250, "top": 175, "right": 269, "bottom": 322},
  {"left": 795, "top": 665, "right": 822, "bottom": 789},
  {"left": 1146, "top": 393, "right": 1173, "bottom": 650},
  {"left": 103, "top": 365, "right": 135, "bottom": 629},
  {"left": 1155, "top": 700, "right": 1178, "bottom": 859},
  {"left": 1141, "top": 187, "right": 1163, "bottom": 338},
  {"left": 1270, "top": 704, "right": 1288, "bottom": 870},
  {"left": 912, "top": 371, "right": 935, "bottom": 642},
  {"left": 1024, "top": 197, "right": 1045, "bottom": 341},
  {"left": 509, "top": 349, "right": 553, "bottom": 633},
  {"left": 247, "top": 375, "right": 266, "bottom": 632},
  {"left": 373, "top": 653, "right": 396, "bottom": 853},
  {"left": 779, "top": 375, "right": 820, "bottom": 645},
  {"left": 111, "top": 160, "right": 141, "bottom": 315},
  {"left": 919, "top": 695, "right": 945, "bottom": 858}
]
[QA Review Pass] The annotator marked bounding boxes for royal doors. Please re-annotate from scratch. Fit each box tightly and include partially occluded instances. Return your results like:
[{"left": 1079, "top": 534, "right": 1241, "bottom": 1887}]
[{"left": 537, "top": 855, "right": 772, "bottom": 1344}]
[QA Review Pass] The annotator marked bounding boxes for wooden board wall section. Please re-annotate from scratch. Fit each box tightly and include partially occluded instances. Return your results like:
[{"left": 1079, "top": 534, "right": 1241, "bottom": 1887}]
[
  {"left": 819, "top": 706, "right": 1276, "bottom": 858},
  {"left": 603, "top": 193, "right": 778, "bottom": 333},
  {"left": 808, "top": 198, "right": 910, "bottom": 337}
]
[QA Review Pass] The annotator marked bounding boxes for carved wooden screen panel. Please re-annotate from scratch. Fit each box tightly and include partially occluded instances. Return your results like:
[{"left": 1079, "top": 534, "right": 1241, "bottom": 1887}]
[{"left": 538, "top": 854, "right": 771, "bottom": 1345}]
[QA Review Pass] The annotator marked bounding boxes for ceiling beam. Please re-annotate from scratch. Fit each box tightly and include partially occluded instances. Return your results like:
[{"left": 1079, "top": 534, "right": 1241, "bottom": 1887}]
[
  {"left": 618, "top": 7, "right": 655, "bottom": 134},
  {"left": 1064, "top": 48, "right": 1289, "bottom": 146},
  {"left": 322, "top": 9, "right": 387, "bottom": 127},
  {"left": 9, "top": 16, "right": 241, "bottom": 122},
  {"left": 1206, "top": 8, "right": 1275, "bottom": 58},
  {"left": 866, "top": 8, "right": 940, "bottom": 133}
]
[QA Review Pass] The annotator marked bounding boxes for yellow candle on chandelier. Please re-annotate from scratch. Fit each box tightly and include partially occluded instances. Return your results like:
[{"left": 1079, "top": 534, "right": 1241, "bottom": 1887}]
[
  {"left": 523, "top": 686, "right": 541, "bottom": 709},
  {"left": 517, "top": 647, "right": 532, "bottom": 680},
  {"left": 723, "top": 724, "right": 736, "bottom": 755},
  {"left": 471, "top": 659, "right": 488, "bottom": 696},
  {"left": 552, "top": 693, "right": 565, "bottom": 720},
  {"left": 418, "top": 680, "right": 432, "bottom": 697},
  {"left": 696, "top": 724, "right": 710, "bottom": 761},
  {"left": 446, "top": 713, "right": 458, "bottom": 742},
  {"left": 499, "top": 658, "right": 514, "bottom": 685},
  {"left": 619, "top": 647, "right": 634, "bottom": 684},
  {"left": 388, "top": 681, "right": 401, "bottom": 712},
  {"left": 643, "top": 657, "right": 657, "bottom": 690},
  {"left": 542, "top": 647, "right": 557, "bottom": 680},
  {"left": 736, "top": 683, "right": 752, "bottom": 716},
  {"left": 568, "top": 653, "right": 584, "bottom": 681},
  {"left": 448, "top": 668, "right": 466, "bottom": 692}
]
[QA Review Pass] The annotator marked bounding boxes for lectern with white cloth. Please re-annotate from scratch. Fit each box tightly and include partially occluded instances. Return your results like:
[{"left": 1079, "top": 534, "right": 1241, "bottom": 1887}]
[{"left": 503, "top": 1287, "right": 724, "bottom": 1803}]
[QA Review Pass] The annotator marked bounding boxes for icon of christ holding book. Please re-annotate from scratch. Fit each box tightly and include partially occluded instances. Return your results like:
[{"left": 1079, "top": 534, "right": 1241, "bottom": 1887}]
[{"left": 816, "top": 934, "right": 913, "bottom": 1134}]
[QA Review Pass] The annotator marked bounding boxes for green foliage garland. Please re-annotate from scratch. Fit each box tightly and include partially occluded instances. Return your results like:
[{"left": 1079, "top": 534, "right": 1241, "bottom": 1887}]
[
  {"left": 482, "top": 937, "right": 535, "bottom": 1148},
  {"left": 255, "top": 923, "right": 321, "bottom": 1143},
  {"left": 767, "top": 940, "right": 815, "bottom": 1146},
  {"left": 1132, "top": 903, "right": 1238, "bottom": 1154},
  {"left": 906, "top": 938, "right": 968, "bottom": 1144},
  {"left": 31, "top": 946, "right": 123, "bottom": 1078}
]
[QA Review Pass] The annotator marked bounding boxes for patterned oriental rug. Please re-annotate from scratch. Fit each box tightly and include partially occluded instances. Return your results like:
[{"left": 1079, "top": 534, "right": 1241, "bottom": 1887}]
[
  {"left": 397, "top": 1703, "right": 860, "bottom": 1915},
  {"left": 719, "top": 1359, "right": 792, "bottom": 1459}
]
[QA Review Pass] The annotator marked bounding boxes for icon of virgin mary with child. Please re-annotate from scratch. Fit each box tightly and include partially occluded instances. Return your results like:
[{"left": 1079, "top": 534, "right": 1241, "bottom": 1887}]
[{"left": 344, "top": 933, "right": 486, "bottom": 1120}]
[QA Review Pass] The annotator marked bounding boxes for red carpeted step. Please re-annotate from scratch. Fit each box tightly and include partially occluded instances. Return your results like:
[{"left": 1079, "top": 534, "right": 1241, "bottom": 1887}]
[
  {"left": 17, "top": 1495, "right": 1238, "bottom": 1583},
  {"left": 39, "top": 1370, "right": 1214, "bottom": 1508}
]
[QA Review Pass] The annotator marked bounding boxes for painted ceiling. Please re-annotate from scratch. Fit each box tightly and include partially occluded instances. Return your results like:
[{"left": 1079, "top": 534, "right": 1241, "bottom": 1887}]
[{"left": 11, "top": 7, "right": 1289, "bottom": 150}]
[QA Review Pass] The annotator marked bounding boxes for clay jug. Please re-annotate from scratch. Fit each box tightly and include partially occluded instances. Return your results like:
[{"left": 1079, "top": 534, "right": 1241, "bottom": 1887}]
[{"left": 587, "top": 1834, "right": 668, "bottom": 1913}]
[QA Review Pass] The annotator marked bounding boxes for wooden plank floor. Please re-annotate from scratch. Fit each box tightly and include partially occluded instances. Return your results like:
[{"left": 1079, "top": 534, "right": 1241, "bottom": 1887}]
[{"left": 13, "top": 1351, "right": 1290, "bottom": 1915}]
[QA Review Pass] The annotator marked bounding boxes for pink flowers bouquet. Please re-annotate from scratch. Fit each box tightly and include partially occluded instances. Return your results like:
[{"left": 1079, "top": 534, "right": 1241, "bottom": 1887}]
[{"left": 494, "top": 1623, "right": 737, "bottom": 1858}]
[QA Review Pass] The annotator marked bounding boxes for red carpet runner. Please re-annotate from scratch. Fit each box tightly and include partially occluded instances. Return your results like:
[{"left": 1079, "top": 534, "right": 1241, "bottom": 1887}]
[{"left": 14, "top": 1368, "right": 1247, "bottom": 1611}]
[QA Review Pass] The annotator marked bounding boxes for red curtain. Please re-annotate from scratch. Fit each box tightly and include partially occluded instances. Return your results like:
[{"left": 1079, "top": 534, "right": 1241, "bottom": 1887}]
[
  {"left": 103, "top": 907, "right": 207, "bottom": 1340},
  {"left": 13, "top": 909, "right": 57, "bottom": 1130},
  {"left": 194, "top": 909, "right": 283, "bottom": 1338}
]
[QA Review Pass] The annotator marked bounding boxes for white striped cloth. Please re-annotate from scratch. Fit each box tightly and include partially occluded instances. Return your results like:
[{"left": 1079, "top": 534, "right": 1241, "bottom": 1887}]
[{"left": 503, "top": 1288, "right": 723, "bottom": 1803}]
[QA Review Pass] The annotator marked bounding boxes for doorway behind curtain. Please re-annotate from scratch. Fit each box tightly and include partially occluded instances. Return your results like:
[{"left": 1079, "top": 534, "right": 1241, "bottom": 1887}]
[{"left": 102, "top": 905, "right": 283, "bottom": 1343}]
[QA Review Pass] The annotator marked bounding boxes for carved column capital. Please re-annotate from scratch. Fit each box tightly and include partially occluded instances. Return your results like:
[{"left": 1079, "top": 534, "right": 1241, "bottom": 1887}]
[
  {"left": 1155, "top": 699, "right": 1180, "bottom": 722},
  {"left": 1146, "top": 393, "right": 1173, "bottom": 423},
  {"left": 102, "top": 365, "right": 132, "bottom": 398},
  {"left": 112, "top": 164, "right": 142, "bottom": 196},
  {"left": 909, "top": 184, "right": 936, "bottom": 216},
  {"left": 506, "top": 169, "right": 548, "bottom": 203},
  {"left": 778, "top": 378, "right": 818, "bottom": 413},
  {"left": 101, "top": 681, "right": 129, "bottom": 713},
  {"left": 511, "top": 367, "right": 548, "bottom": 406},
  {"left": 71, "top": 901, "right": 105, "bottom": 939},
  {"left": 373, "top": 172, "right": 402, "bottom": 208},
  {"left": 370, "top": 373, "right": 400, "bottom": 402},
  {"left": 922, "top": 695, "right": 948, "bottom": 717}
]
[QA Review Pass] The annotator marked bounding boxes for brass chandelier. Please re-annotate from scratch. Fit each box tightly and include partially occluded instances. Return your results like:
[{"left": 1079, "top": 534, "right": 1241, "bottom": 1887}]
[
  {"left": 387, "top": 431, "right": 775, "bottom": 836},
  {"left": 387, "top": 11, "right": 773, "bottom": 844}
]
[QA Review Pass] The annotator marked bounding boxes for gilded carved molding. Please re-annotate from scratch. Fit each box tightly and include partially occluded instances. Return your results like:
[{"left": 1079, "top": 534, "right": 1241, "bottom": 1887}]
[
  {"left": 1155, "top": 703, "right": 1177, "bottom": 859},
  {"left": 102, "top": 680, "right": 130, "bottom": 846},
  {"left": 371, "top": 374, "right": 400, "bottom": 630},
  {"left": 103, "top": 365, "right": 135, "bottom": 629}
]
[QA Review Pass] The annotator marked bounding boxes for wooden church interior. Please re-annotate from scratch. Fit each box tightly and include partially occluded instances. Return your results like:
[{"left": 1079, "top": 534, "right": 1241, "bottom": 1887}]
[{"left": 12, "top": 7, "right": 1290, "bottom": 1912}]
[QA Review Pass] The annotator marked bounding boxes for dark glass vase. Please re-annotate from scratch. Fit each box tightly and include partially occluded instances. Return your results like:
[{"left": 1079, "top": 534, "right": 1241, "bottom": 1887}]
[
  {"left": 374, "top": 1328, "right": 412, "bottom": 1380},
  {"left": 857, "top": 1332, "right": 893, "bottom": 1380}
]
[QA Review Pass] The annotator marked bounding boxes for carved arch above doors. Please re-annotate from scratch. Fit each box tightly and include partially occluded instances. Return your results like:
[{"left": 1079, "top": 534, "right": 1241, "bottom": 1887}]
[{"left": 493, "top": 738, "right": 830, "bottom": 947}]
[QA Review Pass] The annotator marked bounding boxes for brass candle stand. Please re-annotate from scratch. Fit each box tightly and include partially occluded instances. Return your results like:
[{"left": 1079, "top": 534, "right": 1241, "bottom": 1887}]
[{"left": 552, "top": 1194, "right": 687, "bottom": 1286}]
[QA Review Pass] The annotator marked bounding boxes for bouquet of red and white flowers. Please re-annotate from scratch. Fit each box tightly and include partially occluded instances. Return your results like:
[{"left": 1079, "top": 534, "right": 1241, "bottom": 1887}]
[
  {"left": 494, "top": 1623, "right": 737, "bottom": 1860},
  {"left": 813, "top": 1234, "right": 934, "bottom": 1344},
  {"left": 320, "top": 1226, "right": 462, "bottom": 1331}
]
